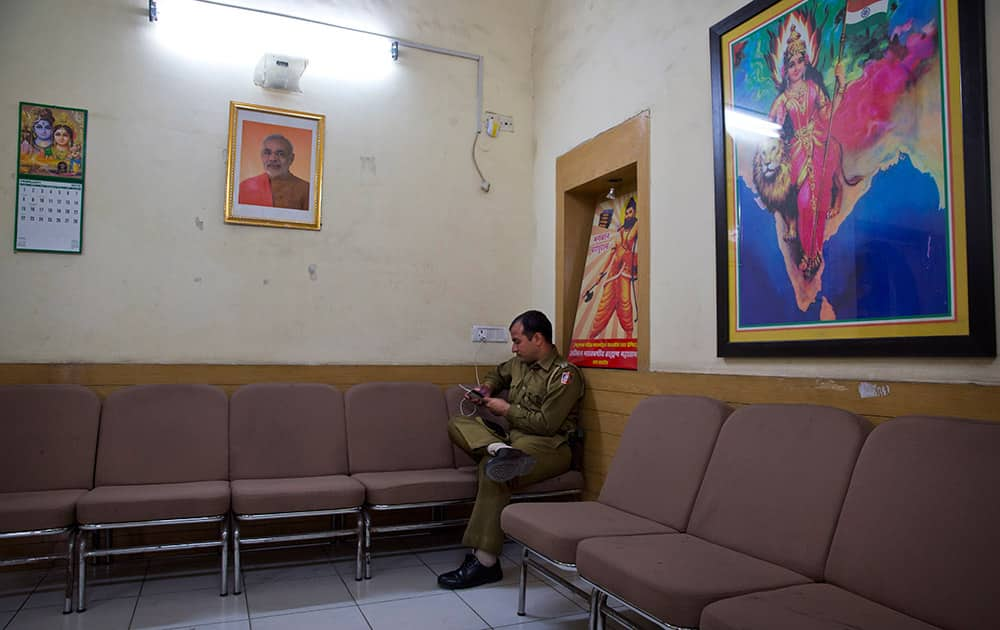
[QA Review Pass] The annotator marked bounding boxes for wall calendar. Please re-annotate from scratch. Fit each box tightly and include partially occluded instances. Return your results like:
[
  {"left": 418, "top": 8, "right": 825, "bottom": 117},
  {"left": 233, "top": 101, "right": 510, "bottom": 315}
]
[{"left": 15, "top": 101, "right": 87, "bottom": 253}]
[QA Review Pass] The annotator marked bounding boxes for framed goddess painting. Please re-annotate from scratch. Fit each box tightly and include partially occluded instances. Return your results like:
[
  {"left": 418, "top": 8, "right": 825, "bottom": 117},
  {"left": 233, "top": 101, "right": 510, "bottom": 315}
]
[
  {"left": 224, "top": 102, "right": 324, "bottom": 230},
  {"left": 711, "top": 0, "right": 994, "bottom": 356}
]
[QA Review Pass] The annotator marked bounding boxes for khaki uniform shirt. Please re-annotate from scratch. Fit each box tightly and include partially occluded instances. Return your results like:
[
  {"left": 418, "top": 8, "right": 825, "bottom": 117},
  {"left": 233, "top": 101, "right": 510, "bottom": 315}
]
[{"left": 482, "top": 349, "right": 584, "bottom": 448}]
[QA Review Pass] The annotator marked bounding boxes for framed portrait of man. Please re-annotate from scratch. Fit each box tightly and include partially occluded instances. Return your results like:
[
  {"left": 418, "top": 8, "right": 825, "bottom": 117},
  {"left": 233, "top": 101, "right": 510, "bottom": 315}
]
[{"left": 224, "top": 101, "right": 325, "bottom": 230}]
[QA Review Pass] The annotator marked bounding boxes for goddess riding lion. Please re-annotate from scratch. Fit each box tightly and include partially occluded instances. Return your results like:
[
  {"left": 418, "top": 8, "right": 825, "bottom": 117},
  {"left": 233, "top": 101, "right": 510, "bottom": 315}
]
[{"left": 751, "top": 136, "right": 861, "bottom": 244}]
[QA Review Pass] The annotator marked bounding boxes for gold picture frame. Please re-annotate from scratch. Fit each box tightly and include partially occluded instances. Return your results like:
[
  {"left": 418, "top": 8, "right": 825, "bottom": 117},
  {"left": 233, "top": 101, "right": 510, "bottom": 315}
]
[{"left": 224, "top": 101, "right": 324, "bottom": 230}]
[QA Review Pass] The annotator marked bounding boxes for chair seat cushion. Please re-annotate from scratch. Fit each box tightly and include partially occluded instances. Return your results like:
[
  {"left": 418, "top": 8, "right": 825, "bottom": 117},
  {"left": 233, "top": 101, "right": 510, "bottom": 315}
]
[
  {"left": 701, "top": 583, "right": 942, "bottom": 630},
  {"left": 502, "top": 501, "right": 674, "bottom": 564},
  {"left": 577, "top": 533, "right": 812, "bottom": 628},
  {"left": 0, "top": 489, "right": 88, "bottom": 532},
  {"left": 351, "top": 469, "right": 476, "bottom": 505},
  {"left": 231, "top": 475, "right": 365, "bottom": 515},
  {"left": 515, "top": 470, "right": 584, "bottom": 495},
  {"left": 77, "top": 481, "right": 230, "bottom": 524}
]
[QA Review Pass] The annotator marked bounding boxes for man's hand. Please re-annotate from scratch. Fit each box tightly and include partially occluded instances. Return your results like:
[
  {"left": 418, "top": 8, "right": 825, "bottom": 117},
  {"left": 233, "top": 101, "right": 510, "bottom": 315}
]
[
  {"left": 484, "top": 397, "right": 511, "bottom": 416},
  {"left": 464, "top": 385, "right": 492, "bottom": 405}
]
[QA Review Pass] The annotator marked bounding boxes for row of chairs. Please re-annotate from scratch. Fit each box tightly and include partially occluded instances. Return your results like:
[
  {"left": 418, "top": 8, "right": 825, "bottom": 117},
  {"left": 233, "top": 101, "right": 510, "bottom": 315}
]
[
  {"left": 502, "top": 396, "right": 1000, "bottom": 630},
  {"left": 1, "top": 382, "right": 583, "bottom": 613}
]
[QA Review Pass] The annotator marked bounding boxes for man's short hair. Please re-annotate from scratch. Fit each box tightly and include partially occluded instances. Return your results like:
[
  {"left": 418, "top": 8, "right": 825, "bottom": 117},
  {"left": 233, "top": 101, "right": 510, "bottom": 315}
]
[
  {"left": 510, "top": 310, "right": 553, "bottom": 344},
  {"left": 262, "top": 134, "right": 293, "bottom": 154}
]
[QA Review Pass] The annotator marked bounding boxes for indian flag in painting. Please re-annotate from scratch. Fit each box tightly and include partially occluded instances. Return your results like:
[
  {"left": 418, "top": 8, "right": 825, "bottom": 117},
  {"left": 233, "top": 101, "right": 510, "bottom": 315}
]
[{"left": 845, "top": 0, "right": 889, "bottom": 24}]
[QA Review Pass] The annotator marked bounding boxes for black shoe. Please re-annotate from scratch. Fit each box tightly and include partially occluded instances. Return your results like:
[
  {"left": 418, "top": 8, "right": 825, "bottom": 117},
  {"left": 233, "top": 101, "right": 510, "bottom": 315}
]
[
  {"left": 437, "top": 554, "right": 503, "bottom": 589},
  {"left": 485, "top": 448, "right": 536, "bottom": 482}
]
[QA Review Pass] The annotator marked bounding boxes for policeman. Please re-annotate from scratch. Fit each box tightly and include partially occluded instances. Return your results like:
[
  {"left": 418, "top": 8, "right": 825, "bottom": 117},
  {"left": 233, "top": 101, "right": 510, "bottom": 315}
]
[{"left": 438, "top": 310, "right": 584, "bottom": 589}]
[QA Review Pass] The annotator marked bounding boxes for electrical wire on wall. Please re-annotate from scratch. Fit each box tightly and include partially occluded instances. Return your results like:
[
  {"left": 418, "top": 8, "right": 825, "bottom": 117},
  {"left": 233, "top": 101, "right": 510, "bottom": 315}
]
[{"left": 473, "top": 131, "right": 490, "bottom": 192}]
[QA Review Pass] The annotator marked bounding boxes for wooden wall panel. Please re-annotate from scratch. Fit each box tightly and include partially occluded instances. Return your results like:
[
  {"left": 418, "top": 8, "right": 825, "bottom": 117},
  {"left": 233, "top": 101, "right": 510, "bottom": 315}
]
[{"left": 0, "top": 364, "right": 480, "bottom": 393}]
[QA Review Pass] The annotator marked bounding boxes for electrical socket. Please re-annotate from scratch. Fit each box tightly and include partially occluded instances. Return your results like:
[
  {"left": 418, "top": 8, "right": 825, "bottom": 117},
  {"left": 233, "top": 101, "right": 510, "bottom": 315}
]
[
  {"left": 482, "top": 112, "right": 514, "bottom": 135},
  {"left": 471, "top": 325, "right": 508, "bottom": 343}
]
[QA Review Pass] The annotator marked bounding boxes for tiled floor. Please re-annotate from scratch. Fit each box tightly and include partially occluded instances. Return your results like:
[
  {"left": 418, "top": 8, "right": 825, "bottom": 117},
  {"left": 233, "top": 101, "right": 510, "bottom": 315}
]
[{"left": 0, "top": 542, "right": 598, "bottom": 629}]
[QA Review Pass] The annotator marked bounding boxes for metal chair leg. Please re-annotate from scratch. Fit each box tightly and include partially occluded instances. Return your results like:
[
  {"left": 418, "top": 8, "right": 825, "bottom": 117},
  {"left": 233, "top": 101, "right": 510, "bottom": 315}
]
[
  {"left": 76, "top": 532, "right": 88, "bottom": 612},
  {"left": 354, "top": 513, "right": 364, "bottom": 581},
  {"left": 232, "top": 518, "right": 242, "bottom": 595},
  {"left": 363, "top": 509, "right": 373, "bottom": 579},
  {"left": 517, "top": 546, "right": 529, "bottom": 615},
  {"left": 589, "top": 589, "right": 607, "bottom": 630},
  {"left": 219, "top": 517, "right": 229, "bottom": 596},
  {"left": 62, "top": 528, "right": 76, "bottom": 614}
]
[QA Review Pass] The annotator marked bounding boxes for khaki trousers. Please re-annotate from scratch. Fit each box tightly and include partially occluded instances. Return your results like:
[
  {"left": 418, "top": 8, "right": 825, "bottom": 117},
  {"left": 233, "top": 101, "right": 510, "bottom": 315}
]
[{"left": 448, "top": 415, "right": 571, "bottom": 555}]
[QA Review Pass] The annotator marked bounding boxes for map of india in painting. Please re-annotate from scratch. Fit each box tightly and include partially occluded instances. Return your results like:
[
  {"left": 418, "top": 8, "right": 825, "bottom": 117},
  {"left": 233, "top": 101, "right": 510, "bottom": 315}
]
[{"left": 728, "top": 0, "right": 957, "bottom": 331}]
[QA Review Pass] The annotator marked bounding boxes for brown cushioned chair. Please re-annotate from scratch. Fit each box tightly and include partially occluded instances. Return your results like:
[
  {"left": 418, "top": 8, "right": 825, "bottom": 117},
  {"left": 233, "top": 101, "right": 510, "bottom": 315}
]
[
  {"left": 580, "top": 404, "right": 872, "bottom": 629},
  {"left": 229, "top": 383, "right": 365, "bottom": 588},
  {"left": 0, "top": 385, "right": 101, "bottom": 614},
  {"left": 345, "top": 382, "right": 476, "bottom": 578},
  {"left": 501, "top": 395, "right": 731, "bottom": 616},
  {"left": 74, "top": 384, "right": 230, "bottom": 611},
  {"left": 700, "top": 415, "right": 1000, "bottom": 630}
]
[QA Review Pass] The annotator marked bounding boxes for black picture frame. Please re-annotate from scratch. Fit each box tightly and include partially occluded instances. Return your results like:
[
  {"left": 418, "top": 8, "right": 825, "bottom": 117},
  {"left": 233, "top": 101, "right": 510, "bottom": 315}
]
[{"left": 710, "top": 0, "right": 994, "bottom": 357}]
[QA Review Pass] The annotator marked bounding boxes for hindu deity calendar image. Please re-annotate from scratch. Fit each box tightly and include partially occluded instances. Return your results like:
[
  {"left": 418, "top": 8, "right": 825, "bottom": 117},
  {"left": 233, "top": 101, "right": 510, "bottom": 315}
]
[
  {"left": 718, "top": 0, "right": 981, "bottom": 348},
  {"left": 568, "top": 192, "right": 639, "bottom": 370},
  {"left": 18, "top": 103, "right": 87, "bottom": 179}
]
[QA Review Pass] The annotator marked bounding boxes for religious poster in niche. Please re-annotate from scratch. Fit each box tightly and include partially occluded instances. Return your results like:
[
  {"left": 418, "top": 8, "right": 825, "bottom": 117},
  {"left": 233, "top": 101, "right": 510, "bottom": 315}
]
[{"left": 567, "top": 192, "right": 639, "bottom": 369}]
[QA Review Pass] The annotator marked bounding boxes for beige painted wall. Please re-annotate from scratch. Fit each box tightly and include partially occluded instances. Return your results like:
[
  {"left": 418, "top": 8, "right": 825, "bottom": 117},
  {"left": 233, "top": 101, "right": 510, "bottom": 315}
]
[
  {"left": 532, "top": 0, "right": 1000, "bottom": 385},
  {"left": 3, "top": 0, "right": 998, "bottom": 386},
  {"left": 0, "top": 0, "right": 538, "bottom": 365}
]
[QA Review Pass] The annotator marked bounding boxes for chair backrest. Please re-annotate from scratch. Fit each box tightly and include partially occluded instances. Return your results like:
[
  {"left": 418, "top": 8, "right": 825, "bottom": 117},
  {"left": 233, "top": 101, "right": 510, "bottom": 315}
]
[
  {"left": 0, "top": 384, "right": 101, "bottom": 492},
  {"left": 444, "top": 385, "right": 510, "bottom": 468},
  {"left": 598, "top": 395, "right": 731, "bottom": 529},
  {"left": 345, "top": 382, "right": 454, "bottom": 473},
  {"left": 230, "top": 383, "right": 347, "bottom": 480},
  {"left": 687, "top": 404, "right": 871, "bottom": 579},
  {"left": 825, "top": 416, "right": 1000, "bottom": 630},
  {"left": 95, "top": 384, "right": 228, "bottom": 486}
]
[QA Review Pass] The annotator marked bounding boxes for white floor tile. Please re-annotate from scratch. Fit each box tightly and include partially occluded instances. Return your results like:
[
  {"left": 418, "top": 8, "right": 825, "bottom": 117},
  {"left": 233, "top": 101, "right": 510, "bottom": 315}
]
[
  {"left": 457, "top": 580, "right": 584, "bottom": 628},
  {"left": 244, "top": 559, "right": 338, "bottom": 586},
  {"left": 6, "top": 596, "right": 136, "bottom": 629},
  {"left": 25, "top": 576, "right": 140, "bottom": 609},
  {"left": 245, "top": 574, "right": 354, "bottom": 619},
  {"left": 0, "top": 569, "right": 46, "bottom": 612},
  {"left": 239, "top": 546, "right": 330, "bottom": 569},
  {"left": 141, "top": 571, "right": 224, "bottom": 596},
  {"left": 180, "top": 621, "right": 250, "bottom": 630},
  {"left": 0, "top": 588, "right": 33, "bottom": 612},
  {"left": 345, "top": 565, "right": 439, "bottom": 605},
  {"left": 361, "top": 592, "right": 487, "bottom": 630},
  {"left": 493, "top": 611, "right": 591, "bottom": 629},
  {"left": 142, "top": 557, "right": 226, "bottom": 597},
  {"left": 336, "top": 551, "right": 422, "bottom": 576},
  {"left": 130, "top": 589, "right": 247, "bottom": 629},
  {"left": 251, "top": 606, "right": 370, "bottom": 630}
]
